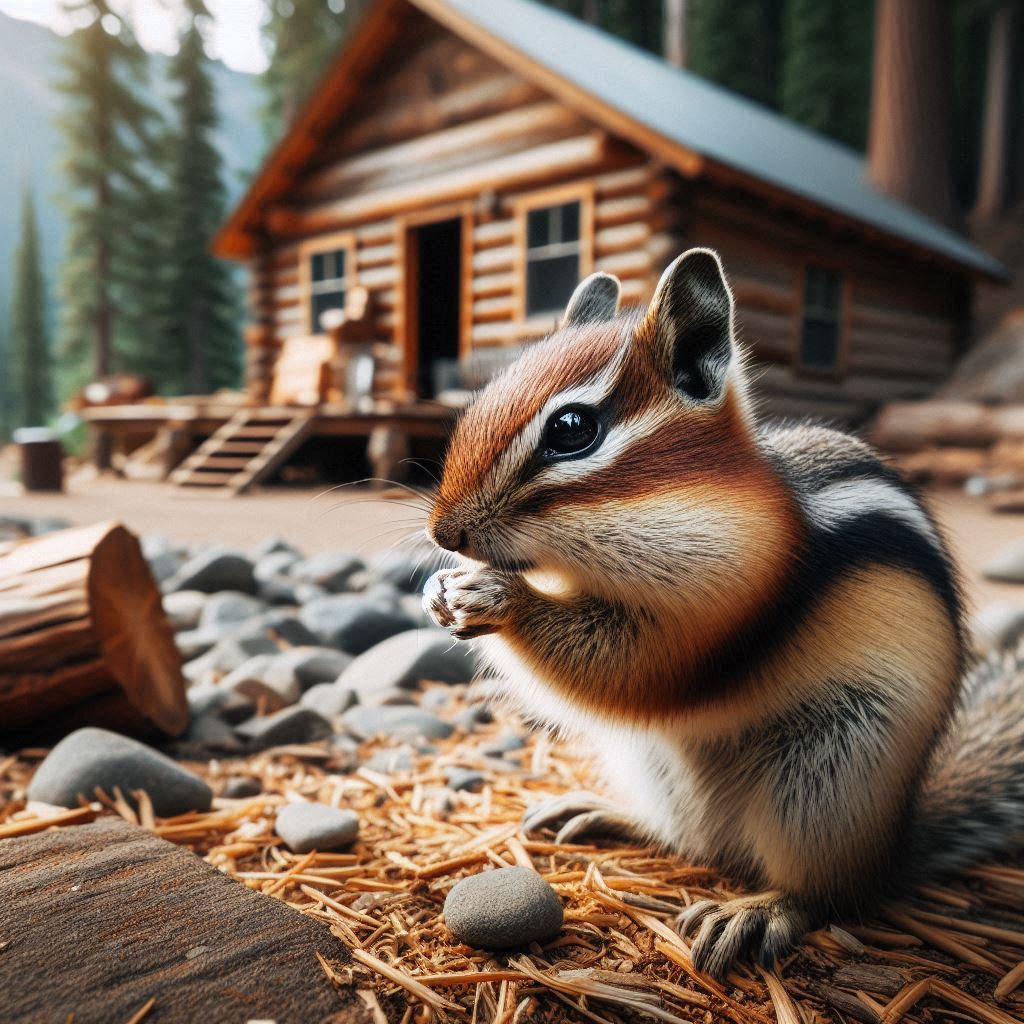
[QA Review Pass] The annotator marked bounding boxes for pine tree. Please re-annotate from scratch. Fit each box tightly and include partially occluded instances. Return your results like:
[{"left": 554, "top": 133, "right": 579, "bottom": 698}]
[
  {"left": 688, "top": 0, "right": 783, "bottom": 108},
  {"left": 261, "top": 0, "right": 368, "bottom": 141},
  {"left": 10, "top": 186, "right": 51, "bottom": 428},
  {"left": 779, "top": 0, "right": 874, "bottom": 150},
  {"left": 54, "top": 1, "right": 161, "bottom": 398},
  {"left": 539, "top": 0, "right": 662, "bottom": 54},
  {"left": 0, "top": 319, "right": 15, "bottom": 441},
  {"left": 157, "top": 0, "right": 240, "bottom": 395}
]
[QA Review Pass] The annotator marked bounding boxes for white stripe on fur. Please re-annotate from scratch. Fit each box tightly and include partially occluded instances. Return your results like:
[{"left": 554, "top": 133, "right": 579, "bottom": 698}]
[{"left": 807, "top": 479, "right": 939, "bottom": 547}]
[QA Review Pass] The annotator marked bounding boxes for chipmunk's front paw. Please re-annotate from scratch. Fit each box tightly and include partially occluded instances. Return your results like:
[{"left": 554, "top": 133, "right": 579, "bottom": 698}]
[
  {"left": 676, "top": 891, "right": 808, "bottom": 980},
  {"left": 423, "top": 567, "right": 518, "bottom": 639}
]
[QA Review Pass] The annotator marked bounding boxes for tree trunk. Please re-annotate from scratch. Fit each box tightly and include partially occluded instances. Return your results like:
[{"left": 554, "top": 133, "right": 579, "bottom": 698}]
[
  {"left": 0, "top": 522, "right": 188, "bottom": 740},
  {"left": 972, "top": 4, "right": 1019, "bottom": 224},
  {"left": 663, "top": 0, "right": 687, "bottom": 68},
  {"left": 187, "top": 295, "right": 210, "bottom": 394},
  {"left": 867, "top": 0, "right": 957, "bottom": 226},
  {"left": 95, "top": 174, "right": 113, "bottom": 380}
]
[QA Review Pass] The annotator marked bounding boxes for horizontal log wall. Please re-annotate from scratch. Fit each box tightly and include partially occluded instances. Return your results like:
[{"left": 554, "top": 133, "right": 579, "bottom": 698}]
[
  {"left": 244, "top": 16, "right": 668, "bottom": 399},
  {"left": 467, "top": 161, "right": 669, "bottom": 349},
  {"left": 686, "top": 183, "right": 964, "bottom": 424},
  {"left": 242, "top": 11, "right": 965, "bottom": 423}
]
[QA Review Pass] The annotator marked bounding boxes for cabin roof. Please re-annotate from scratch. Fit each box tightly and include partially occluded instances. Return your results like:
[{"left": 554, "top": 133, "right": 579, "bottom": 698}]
[{"left": 216, "top": 0, "right": 1003, "bottom": 281}]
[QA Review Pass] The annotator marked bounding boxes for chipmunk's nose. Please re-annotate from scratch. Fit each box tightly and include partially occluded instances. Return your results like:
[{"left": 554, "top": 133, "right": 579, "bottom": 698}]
[{"left": 431, "top": 519, "right": 467, "bottom": 553}]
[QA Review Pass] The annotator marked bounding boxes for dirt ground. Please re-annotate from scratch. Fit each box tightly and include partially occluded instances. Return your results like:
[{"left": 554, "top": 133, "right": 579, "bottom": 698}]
[
  {"left": 2, "top": 473, "right": 1022, "bottom": 617},
  {"left": 1, "top": 473, "right": 430, "bottom": 562}
]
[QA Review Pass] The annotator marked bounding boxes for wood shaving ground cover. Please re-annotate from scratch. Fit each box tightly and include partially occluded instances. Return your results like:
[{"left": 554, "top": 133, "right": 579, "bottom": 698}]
[{"left": 2, "top": 683, "right": 1024, "bottom": 1023}]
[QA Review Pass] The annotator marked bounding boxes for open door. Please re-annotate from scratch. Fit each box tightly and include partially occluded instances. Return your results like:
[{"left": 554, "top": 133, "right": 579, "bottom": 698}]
[{"left": 404, "top": 216, "right": 463, "bottom": 399}]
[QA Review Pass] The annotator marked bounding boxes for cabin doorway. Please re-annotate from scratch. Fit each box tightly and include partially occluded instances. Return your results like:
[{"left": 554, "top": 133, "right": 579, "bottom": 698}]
[{"left": 405, "top": 216, "right": 463, "bottom": 399}]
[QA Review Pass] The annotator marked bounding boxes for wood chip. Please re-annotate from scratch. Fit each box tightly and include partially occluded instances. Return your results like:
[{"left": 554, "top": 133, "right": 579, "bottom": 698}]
[
  {"left": 0, "top": 805, "right": 95, "bottom": 839},
  {"left": 122, "top": 998, "right": 155, "bottom": 1024},
  {"left": 3, "top": 687, "right": 1023, "bottom": 1023},
  {"left": 351, "top": 947, "right": 465, "bottom": 1014}
]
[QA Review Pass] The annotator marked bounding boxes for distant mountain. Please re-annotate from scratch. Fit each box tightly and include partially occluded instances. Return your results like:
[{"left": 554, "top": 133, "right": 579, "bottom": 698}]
[{"left": 0, "top": 11, "right": 263, "bottom": 326}]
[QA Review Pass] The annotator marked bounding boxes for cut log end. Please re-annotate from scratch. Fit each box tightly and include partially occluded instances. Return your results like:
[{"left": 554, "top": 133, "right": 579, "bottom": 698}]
[
  {"left": 0, "top": 521, "right": 188, "bottom": 740},
  {"left": 88, "top": 524, "right": 188, "bottom": 735}
]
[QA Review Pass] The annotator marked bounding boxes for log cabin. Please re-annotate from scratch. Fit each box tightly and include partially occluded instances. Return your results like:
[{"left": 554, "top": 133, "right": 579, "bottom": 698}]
[{"left": 100, "top": 0, "right": 1007, "bottom": 491}]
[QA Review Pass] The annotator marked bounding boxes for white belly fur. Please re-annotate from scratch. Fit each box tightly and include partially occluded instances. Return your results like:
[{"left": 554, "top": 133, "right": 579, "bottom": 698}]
[{"left": 475, "top": 635, "right": 713, "bottom": 859}]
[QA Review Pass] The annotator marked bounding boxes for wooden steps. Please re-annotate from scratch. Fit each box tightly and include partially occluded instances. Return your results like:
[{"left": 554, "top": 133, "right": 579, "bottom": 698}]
[{"left": 170, "top": 408, "right": 314, "bottom": 495}]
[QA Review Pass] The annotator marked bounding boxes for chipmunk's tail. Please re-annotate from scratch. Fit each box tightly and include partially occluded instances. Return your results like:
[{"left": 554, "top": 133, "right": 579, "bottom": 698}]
[{"left": 912, "top": 638, "right": 1024, "bottom": 875}]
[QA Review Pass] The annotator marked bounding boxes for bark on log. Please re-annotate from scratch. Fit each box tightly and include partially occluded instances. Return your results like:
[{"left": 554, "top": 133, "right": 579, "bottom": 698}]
[
  {"left": 0, "top": 818, "right": 370, "bottom": 1024},
  {"left": 0, "top": 522, "right": 188, "bottom": 740}
]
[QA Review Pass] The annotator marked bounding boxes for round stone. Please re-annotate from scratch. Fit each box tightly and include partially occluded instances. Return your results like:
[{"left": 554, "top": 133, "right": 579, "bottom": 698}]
[
  {"left": 165, "top": 548, "right": 257, "bottom": 594},
  {"left": 300, "top": 682, "right": 357, "bottom": 718},
  {"left": 444, "top": 867, "right": 563, "bottom": 949},
  {"left": 341, "top": 705, "right": 453, "bottom": 741},
  {"left": 982, "top": 540, "right": 1024, "bottom": 583},
  {"left": 27, "top": 727, "right": 212, "bottom": 817},
  {"left": 972, "top": 602, "right": 1024, "bottom": 650},
  {"left": 291, "top": 552, "right": 365, "bottom": 593},
  {"left": 199, "top": 591, "right": 264, "bottom": 627},
  {"left": 163, "top": 590, "right": 207, "bottom": 632},
  {"left": 300, "top": 597, "right": 417, "bottom": 654},
  {"left": 337, "top": 628, "right": 477, "bottom": 696},
  {"left": 236, "top": 706, "right": 333, "bottom": 750},
  {"left": 445, "top": 767, "right": 486, "bottom": 792},
  {"left": 222, "top": 776, "right": 262, "bottom": 799},
  {"left": 276, "top": 802, "right": 359, "bottom": 853}
]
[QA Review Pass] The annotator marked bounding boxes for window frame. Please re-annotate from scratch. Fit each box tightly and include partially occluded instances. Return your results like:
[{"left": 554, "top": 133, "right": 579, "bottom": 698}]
[
  {"left": 298, "top": 231, "right": 358, "bottom": 336},
  {"left": 793, "top": 264, "right": 851, "bottom": 379},
  {"left": 513, "top": 183, "right": 595, "bottom": 323}
]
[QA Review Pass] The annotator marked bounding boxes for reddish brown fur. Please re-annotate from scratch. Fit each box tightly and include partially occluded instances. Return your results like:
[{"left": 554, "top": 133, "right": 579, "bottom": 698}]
[
  {"left": 435, "top": 321, "right": 623, "bottom": 510},
  {"left": 499, "top": 482, "right": 804, "bottom": 723},
  {"left": 516, "top": 391, "right": 772, "bottom": 516}
]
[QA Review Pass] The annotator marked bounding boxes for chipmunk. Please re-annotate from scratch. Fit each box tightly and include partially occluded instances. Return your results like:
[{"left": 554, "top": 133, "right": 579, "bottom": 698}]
[{"left": 422, "top": 249, "right": 1024, "bottom": 978}]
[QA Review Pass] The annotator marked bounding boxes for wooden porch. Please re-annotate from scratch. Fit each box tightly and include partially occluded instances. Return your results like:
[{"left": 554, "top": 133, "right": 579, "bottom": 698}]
[{"left": 80, "top": 398, "right": 456, "bottom": 494}]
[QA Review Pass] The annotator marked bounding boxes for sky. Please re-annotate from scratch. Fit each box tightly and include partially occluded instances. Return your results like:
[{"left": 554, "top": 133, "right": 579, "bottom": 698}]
[{"left": 0, "top": 0, "right": 269, "bottom": 73}]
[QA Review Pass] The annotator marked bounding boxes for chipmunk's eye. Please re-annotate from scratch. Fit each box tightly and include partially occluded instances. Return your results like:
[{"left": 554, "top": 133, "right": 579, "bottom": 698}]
[{"left": 541, "top": 405, "right": 603, "bottom": 459}]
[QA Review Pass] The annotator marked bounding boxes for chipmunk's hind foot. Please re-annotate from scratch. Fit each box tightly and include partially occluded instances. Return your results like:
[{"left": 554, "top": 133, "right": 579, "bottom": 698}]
[
  {"left": 522, "top": 790, "right": 641, "bottom": 844},
  {"left": 677, "top": 892, "right": 808, "bottom": 980}
]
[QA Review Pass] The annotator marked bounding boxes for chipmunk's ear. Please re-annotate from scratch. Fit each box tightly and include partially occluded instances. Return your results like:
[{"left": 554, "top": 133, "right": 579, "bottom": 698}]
[
  {"left": 563, "top": 272, "right": 621, "bottom": 327},
  {"left": 638, "top": 248, "right": 735, "bottom": 403}
]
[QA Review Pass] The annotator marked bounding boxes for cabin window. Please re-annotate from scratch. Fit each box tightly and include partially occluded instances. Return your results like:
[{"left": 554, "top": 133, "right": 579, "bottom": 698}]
[
  {"left": 525, "top": 201, "right": 582, "bottom": 316},
  {"left": 309, "top": 248, "right": 349, "bottom": 331},
  {"left": 798, "top": 267, "right": 844, "bottom": 372}
]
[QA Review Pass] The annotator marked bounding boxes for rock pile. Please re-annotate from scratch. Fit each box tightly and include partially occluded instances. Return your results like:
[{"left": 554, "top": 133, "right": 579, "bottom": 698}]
[
  {"left": 145, "top": 538, "right": 479, "bottom": 756},
  {"left": 26, "top": 536, "right": 512, "bottom": 863}
]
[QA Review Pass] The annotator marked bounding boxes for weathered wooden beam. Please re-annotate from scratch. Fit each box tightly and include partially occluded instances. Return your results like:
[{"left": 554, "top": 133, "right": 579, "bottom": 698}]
[
  {"left": 0, "top": 819, "right": 370, "bottom": 1024},
  {"left": 334, "top": 72, "right": 543, "bottom": 163},
  {"left": 472, "top": 219, "right": 516, "bottom": 250},
  {"left": 299, "top": 101, "right": 587, "bottom": 200},
  {"left": 269, "top": 134, "right": 609, "bottom": 237}
]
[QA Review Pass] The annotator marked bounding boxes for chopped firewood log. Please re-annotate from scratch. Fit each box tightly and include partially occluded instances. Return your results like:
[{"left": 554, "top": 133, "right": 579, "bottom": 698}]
[
  {"left": 0, "top": 819, "right": 370, "bottom": 1024},
  {"left": 990, "top": 487, "right": 1024, "bottom": 513},
  {"left": 871, "top": 401, "right": 998, "bottom": 452},
  {"left": 894, "top": 447, "right": 990, "bottom": 484},
  {"left": 0, "top": 521, "right": 188, "bottom": 740},
  {"left": 990, "top": 439, "right": 1024, "bottom": 473}
]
